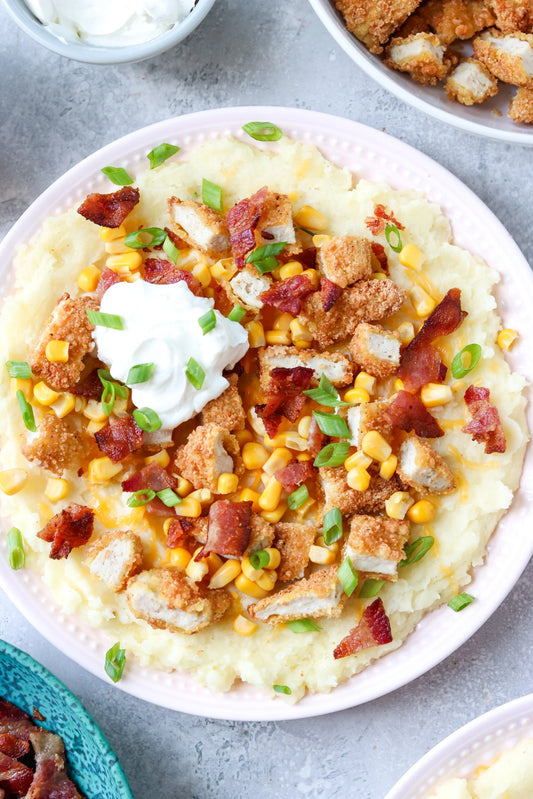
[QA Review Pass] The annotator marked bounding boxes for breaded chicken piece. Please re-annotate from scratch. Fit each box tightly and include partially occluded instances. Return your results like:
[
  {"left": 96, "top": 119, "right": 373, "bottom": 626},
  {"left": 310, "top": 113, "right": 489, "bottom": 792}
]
[
  {"left": 230, "top": 265, "right": 272, "bottom": 310},
  {"left": 178, "top": 516, "right": 209, "bottom": 545},
  {"left": 488, "top": 0, "right": 532, "bottom": 32},
  {"left": 21, "top": 414, "right": 92, "bottom": 476},
  {"left": 168, "top": 198, "right": 231, "bottom": 258},
  {"left": 385, "top": 32, "right": 458, "bottom": 85},
  {"left": 212, "top": 279, "right": 241, "bottom": 317},
  {"left": 257, "top": 191, "right": 296, "bottom": 245},
  {"left": 28, "top": 293, "right": 99, "bottom": 392},
  {"left": 201, "top": 381, "right": 246, "bottom": 431},
  {"left": 399, "top": 0, "right": 496, "bottom": 45},
  {"left": 335, "top": 0, "right": 423, "bottom": 53},
  {"left": 299, "top": 279, "right": 406, "bottom": 348},
  {"left": 127, "top": 568, "right": 231, "bottom": 634},
  {"left": 446, "top": 57, "right": 500, "bottom": 103},
  {"left": 509, "top": 86, "right": 533, "bottom": 120},
  {"left": 319, "top": 467, "right": 405, "bottom": 518},
  {"left": 316, "top": 236, "right": 373, "bottom": 288},
  {"left": 345, "top": 400, "right": 393, "bottom": 448},
  {"left": 173, "top": 423, "right": 243, "bottom": 492},
  {"left": 85, "top": 530, "right": 143, "bottom": 592},
  {"left": 343, "top": 515, "right": 410, "bottom": 581},
  {"left": 473, "top": 29, "right": 533, "bottom": 87},
  {"left": 258, "top": 345, "right": 353, "bottom": 389},
  {"left": 249, "top": 565, "right": 346, "bottom": 623},
  {"left": 274, "top": 522, "right": 317, "bottom": 582},
  {"left": 397, "top": 433, "right": 456, "bottom": 494},
  {"left": 349, "top": 323, "right": 401, "bottom": 378}
]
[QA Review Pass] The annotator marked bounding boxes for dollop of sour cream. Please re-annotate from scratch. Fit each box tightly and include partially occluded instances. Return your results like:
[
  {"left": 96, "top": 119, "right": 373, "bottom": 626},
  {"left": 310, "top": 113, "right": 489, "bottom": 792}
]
[
  {"left": 94, "top": 280, "right": 249, "bottom": 431},
  {"left": 25, "top": 0, "right": 196, "bottom": 47}
]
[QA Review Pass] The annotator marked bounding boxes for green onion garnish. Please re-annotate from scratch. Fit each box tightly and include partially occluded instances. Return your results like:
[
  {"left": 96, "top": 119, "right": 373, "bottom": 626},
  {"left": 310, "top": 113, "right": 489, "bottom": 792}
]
[
  {"left": 451, "top": 344, "right": 482, "bottom": 379},
  {"left": 125, "top": 227, "right": 167, "bottom": 249},
  {"left": 312, "top": 410, "right": 350, "bottom": 439},
  {"left": 86, "top": 310, "right": 124, "bottom": 330},
  {"left": 7, "top": 527, "right": 25, "bottom": 570},
  {"left": 198, "top": 310, "right": 216, "bottom": 335},
  {"left": 162, "top": 235, "right": 179, "bottom": 264},
  {"left": 228, "top": 304, "right": 246, "bottom": 323},
  {"left": 126, "top": 489, "right": 156, "bottom": 507},
  {"left": 16, "top": 390, "right": 36, "bottom": 433},
  {"left": 400, "top": 536, "right": 435, "bottom": 567},
  {"left": 127, "top": 363, "right": 154, "bottom": 385},
  {"left": 132, "top": 407, "right": 162, "bottom": 432},
  {"left": 322, "top": 507, "right": 343, "bottom": 545},
  {"left": 359, "top": 579, "right": 385, "bottom": 598},
  {"left": 105, "top": 642, "right": 126, "bottom": 683},
  {"left": 156, "top": 488, "right": 182, "bottom": 507},
  {"left": 245, "top": 242, "right": 287, "bottom": 275},
  {"left": 186, "top": 357, "right": 205, "bottom": 390},
  {"left": 287, "top": 484, "right": 309, "bottom": 510},
  {"left": 448, "top": 593, "right": 475, "bottom": 612},
  {"left": 100, "top": 380, "right": 116, "bottom": 416},
  {"left": 338, "top": 557, "right": 358, "bottom": 597},
  {"left": 202, "top": 178, "right": 223, "bottom": 213},
  {"left": 304, "top": 373, "right": 351, "bottom": 409},
  {"left": 385, "top": 223, "right": 402, "bottom": 253},
  {"left": 147, "top": 142, "right": 180, "bottom": 170},
  {"left": 242, "top": 121, "right": 283, "bottom": 142},
  {"left": 273, "top": 684, "right": 292, "bottom": 695},
  {"left": 313, "top": 442, "right": 350, "bottom": 468},
  {"left": 285, "top": 619, "right": 321, "bottom": 633},
  {"left": 296, "top": 226, "right": 315, "bottom": 236},
  {"left": 5, "top": 361, "right": 31, "bottom": 379},
  {"left": 249, "top": 550, "right": 270, "bottom": 570},
  {"left": 97, "top": 369, "right": 128, "bottom": 398},
  {"left": 101, "top": 166, "right": 133, "bottom": 186}
]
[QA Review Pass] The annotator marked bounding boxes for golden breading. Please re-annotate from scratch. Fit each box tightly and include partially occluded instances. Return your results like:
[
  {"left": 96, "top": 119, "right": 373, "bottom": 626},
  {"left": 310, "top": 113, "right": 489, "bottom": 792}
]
[
  {"left": 509, "top": 86, "right": 533, "bottom": 120},
  {"left": 249, "top": 565, "right": 346, "bottom": 623},
  {"left": 258, "top": 345, "right": 353, "bottom": 390},
  {"left": 248, "top": 514, "right": 275, "bottom": 554},
  {"left": 201, "top": 382, "right": 246, "bottom": 431},
  {"left": 21, "top": 414, "right": 92, "bottom": 476},
  {"left": 316, "top": 236, "right": 373, "bottom": 288},
  {"left": 334, "top": 0, "right": 424, "bottom": 53},
  {"left": 126, "top": 568, "right": 231, "bottom": 634},
  {"left": 473, "top": 29, "right": 533, "bottom": 87},
  {"left": 257, "top": 191, "right": 296, "bottom": 244},
  {"left": 319, "top": 466, "right": 406, "bottom": 518},
  {"left": 385, "top": 33, "right": 458, "bottom": 85},
  {"left": 348, "top": 322, "right": 401, "bottom": 378},
  {"left": 184, "top": 517, "right": 209, "bottom": 544},
  {"left": 168, "top": 198, "right": 231, "bottom": 258},
  {"left": 445, "top": 58, "right": 500, "bottom": 104},
  {"left": 344, "top": 515, "right": 410, "bottom": 581},
  {"left": 299, "top": 279, "right": 406, "bottom": 348},
  {"left": 173, "top": 423, "right": 243, "bottom": 492},
  {"left": 274, "top": 522, "right": 316, "bottom": 582},
  {"left": 345, "top": 400, "right": 394, "bottom": 449},
  {"left": 28, "top": 293, "right": 99, "bottom": 392},
  {"left": 85, "top": 530, "right": 143, "bottom": 592},
  {"left": 399, "top": 0, "right": 496, "bottom": 45},
  {"left": 488, "top": 0, "right": 532, "bottom": 32},
  {"left": 397, "top": 433, "right": 456, "bottom": 495}
]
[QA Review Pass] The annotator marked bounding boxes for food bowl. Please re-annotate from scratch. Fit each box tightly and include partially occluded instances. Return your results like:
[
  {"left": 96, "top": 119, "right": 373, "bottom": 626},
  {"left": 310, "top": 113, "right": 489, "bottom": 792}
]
[
  {"left": 0, "top": 639, "right": 133, "bottom": 798},
  {"left": 1, "top": 0, "right": 217, "bottom": 64}
]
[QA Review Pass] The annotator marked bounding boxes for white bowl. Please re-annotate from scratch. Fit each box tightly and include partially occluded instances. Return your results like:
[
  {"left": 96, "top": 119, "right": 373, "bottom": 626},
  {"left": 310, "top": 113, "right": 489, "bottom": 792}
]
[
  {"left": 308, "top": 0, "right": 533, "bottom": 145},
  {"left": 1, "top": 0, "right": 217, "bottom": 64}
]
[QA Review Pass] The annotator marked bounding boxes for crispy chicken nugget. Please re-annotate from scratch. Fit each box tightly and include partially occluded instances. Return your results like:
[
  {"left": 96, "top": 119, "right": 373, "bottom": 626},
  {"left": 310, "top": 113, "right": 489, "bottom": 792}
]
[
  {"left": 334, "top": 0, "right": 424, "bottom": 54},
  {"left": 509, "top": 86, "right": 533, "bottom": 120},
  {"left": 473, "top": 29, "right": 533, "bottom": 87},
  {"left": 399, "top": 0, "right": 496, "bottom": 45},
  {"left": 21, "top": 414, "right": 92, "bottom": 476},
  {"left": 446, "top": 57, "right": 500, "bottom": 103},
  {"left": 487, "top": 0, "right": 532, "bottom": 32},
  {"left": 385, "top": 32, "right": 458, "bottom": 85}
]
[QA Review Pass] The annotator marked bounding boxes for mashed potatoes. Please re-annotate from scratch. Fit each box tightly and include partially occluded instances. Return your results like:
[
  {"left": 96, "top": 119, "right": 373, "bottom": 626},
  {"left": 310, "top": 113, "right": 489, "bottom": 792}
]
[{"left": 0, "top": 136, "right": 527, "bottom": 701}]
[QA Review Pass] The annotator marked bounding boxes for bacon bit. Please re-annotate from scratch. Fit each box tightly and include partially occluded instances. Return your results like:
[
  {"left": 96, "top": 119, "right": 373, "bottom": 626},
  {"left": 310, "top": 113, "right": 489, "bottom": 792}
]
[
  {"left": 0, "top": 752, "right": 33, "bottom": 795},
  {"left": 95, "top": 416, "right": 143, "bottom": 462},
  {"left": 365, "top": 204, "right": 405, "bottom": 236},
  {"left": 94, "top": 267, "right": 120, "bottom": 298},
  {"left": 308, "top": 415, "right": 328, "bottom": 456},
  {"left": 371, "top": 242, "right": 389, "bottom": 274},
  {"left": 410, "top": 288, "right": 467, "bottom": 348},
  {"left": 264, "top": 366, "right": 314, "bottom": 417},
  {"left": 463, "top": 385, "right": 506, "bottom": 454},
  {"left": 255, "top": 406, "right": 283, "bottom": 438},
  {"left": 121, "top": 462, "right": 176, "bottom": 493},
  {"left": 0, "top": 734, "right": 30, "bottom": 759},
  {"left": 71, "top": 368, "right": 103, "bottom": 400},
  {"left": 142, "top": 258, "right": 203, "bottom": 295},
  {"left": 196, "top": 500, "right": 252, "bottom": 560},
  {"left": 279, "top": 246, "right": 317, "bottom": 269},
  {"left": 144, "top": 498, "right": 174, "bottom": 516},
  {"left": 226, "top": 186, "right": 268, "bottom": 268},
  {"left": 321, "top": 277, "right": 343, "bottom": 311},
  {"left": 384, "top": 390, "right": 444, "bottom": 438},
  {"left": 259, "top": 274, "right": 315, "bottom": 315},
  {"left": 0, "top": 699, "right": 31, "bottom": 723},
  {"left": 398, "top": 343, "right": 447, "bottom": 392},
  {"left": 164, "top": 227, "right": 188, "bottom": 249},
  {"left": 28, "top": 729, "right": 82, "bottom": 799},
  {"left": 275, "top": 460, "right": 315, "bottom": 493},
  {"left": 333, "top": 598, "right": 392, "bottom": 659},
  {"left": 77, "top": 186, "right": 140, "bottom": 228},
  {"left": 37, "top": 503, "right": 94, "bottom": 560},
  {"left": 166, "top": 518, "right": 194, "bottom": 549}
]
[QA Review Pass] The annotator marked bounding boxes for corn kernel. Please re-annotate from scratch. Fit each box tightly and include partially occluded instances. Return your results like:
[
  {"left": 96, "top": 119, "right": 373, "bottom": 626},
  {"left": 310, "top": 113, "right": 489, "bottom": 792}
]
[
  {"left": 99, "top": 224, "right": 126, "bottom": 242},
  {"left": 246, "top": 320, "right": 266, "bottom": 348},
  {"left": 112, "top": 397, "right": 129, "bottom": 418},
  {"left": 10, "top": 378, "right": 33, "bottom": 401},
  {"left": 346, "top": 467, "right": 371, "bottom": 491},
  {"left": 312, "top": 234, "right": 332, "bottom": 247},
  {"left": 33, "top": 382, "right": 59, "bottom": 406},
  {"left": 83, "top": 400, "right": 107, "bottom": 422},
  {"left": 385, "top": 491, "right": 415, "bottom": 520},
  {"left": 397, "top": 322, "right": 415, "bottom": 345},
  {"left": 217, "top": 473, "right": 239, "bottom": 494},
  {"left": 0, "top": 468, "right": 28, "bottom": 495},
  {"left": 175, "top": 497, "right": 202, "bottom": 518},
  {"left": 407, "top": 499, "right": 436, "bottom": 524},
  {"left": 145, "top": 449, "right": 170, "bottom": 468},
  {"left": 279, "top": 262, "right": 303, "bottom": 280},
  {"left": 188, "top": 488, "right": 213, "bottom": 505},
  {"left": 78, "top": 265, "right": 101, "bottom": 292},
  {"left": 233, "top": 614, "right": 258, "bottom": 636},
  {"left": 186, "top": 556, "right": 209, "bottom": 582},
  {"left": 294, "top": 205, "right": 328, "bottom": 232},
  {"left": 372, "top": 272, "right": 388, "bottom": 280},
  {"left": 294, "top": 338, "right": 312, "bottom": 350},
  {"left": 296, "top": 452, "right": 312, "bottom": 462},
  {"left": 44, "top": 477, "right": 69, "bottom": 502},
  {"left": 344, "top": 451, "right": 372, "bottom": 471},
  {"left": 242, "top": 442, "right": 269, "bottom": 471},
  {"left": 234, "top": 573, "right": 269, "bottom": 598},
  {"left": 379, "top": 454, "right": 398, "bottom": 480},
  {"left": 235, "top": 429, "right": 254, "bottom": 447},
  {"left": 498, "top": 328, "right": 518, "bottom": 351},
  {"left": 361, "top": 431, "right": 392, "bottom": 463},
  {"left": 165, "top": 548, "right": 191, "bottom": 570},
  {"left": 344, "top": 387, "right": 370, "bottom": 405},
  {"left": 273, "top": 312, "right": 295, "bottom": 331},
  {"left": 209, "top": 559, "right": 241, "bottom": 589},
  {"left": 309, "top": 545, "right": 336, "bottom": 565},
  {"left": 263, "top": 432, "right": 288, "bottom": 448},
  {"left": 262, "top": 447, "right": 293, "bottom": 476},
  {"left": 266, "top": 330, "right": 292, "bottom": 345},
  {"left": 239, "top": 488, "right": 261, "bottom": 513},
  {"left": 107, "top": 251, "right": 143, "bottom": 273},
  {"left": 87, "top": 457, "right": 122, "bottom": 483},
  {"left": 259, "top": 476, "right": 283, "bottom": 512},
  {"left": 192, "top": 261, "right": 211, "bottom": 288},
  {"left": 210, "top": 258, "right": 237, "bottom": 281},
  {"left": 50, "top": 392, "right": 75, "bottom": 419},
  {"left": 399, "top": 243, "right": 425, "bottom": 271},
  {"left": 86, "top": 419, "right": 107, "bottom": 434},
  {"left": 256, "top": 570, "right": 277, "bottom": 591},
  {"left": 38, "top": 501, "right": 54, "bottom": 522},
  {"left": 411, "top": 285, "right": 437, "bottom": 318},
  {"left": 206, "top": 552, "right": 224, "bottom": 574},
  {"left": 301, "top": 268, "right": 320, "bottom": 288},
  {"left": 289, "top": 319, "right": 312, "bottom": 346},
  {"left": 284, "top": 432, "right": 309, "bottom": 452},
  {"left": 263, "top": 547, "right": 281, "bottom": 570},
  {"left": 261, "top": 502, "right": 287, "bottom": 523},
  {"left": 394, "top": 378, "right": 405, "bottom": 392},
  {"left": 354, "top": 371, "right": 376, "bottom": 395},
  {"left": 105, "top": 238, "right": 131, "bottom": 254},
  {"left": 176, "top": 476, "right": 193, "bottom": 497},
  {"left": 315, "top": 536, "right": 338, "bottom": 553},
  {"left": 421, "top": 383, "right": 453, "bottom": 408},
  {"left": 74, "top": 396, "right": 87, "bottom": 413},
  {"left": 297, "top": 496, "right": 316, "bottom": 517},
  {"left": 241, "top": 556, "right": 264, "bottom": 582},
  {"left": 297, "top": 415, "right": 312, "bottom": 439}
]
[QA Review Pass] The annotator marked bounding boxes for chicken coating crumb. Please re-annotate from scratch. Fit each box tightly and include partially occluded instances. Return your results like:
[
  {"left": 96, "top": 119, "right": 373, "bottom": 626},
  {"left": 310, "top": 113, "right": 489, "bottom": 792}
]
[
  {"left": 488, "top": 0, "right": 532, "bottom": 32},
  {"left": 349, "top": 322, "right": 401, "bottom": 378},
  {"left": 344, "top": 515, "right": 410, "bottom": 581},
  {"left": 399, "top": 0, "right": 496, "bottom": 45},
  {"left": 174, "top": 423, "right": 243, "bottom": 492},
  {"left": 397, "top": 433, "right": 456, "bottom": 495},
  {"left": 335, "top": 0, "right": 424, "bottom": 53},
  {"left": 21, "top": 414, "right": 92, "bottom": 476},
  {"left": 274, "top": 522, "right": 317, "bottom": 582},
  {"left": 258, "top": 345, "right": 354, "bottom": 390},
  {"left": 249, "top": 565, "right": 346, "bottom": 623},
  {"left": 247, "top": 514, "right": 275, "bottom": 555},
  {"left": 85, "top": 529, "right": 143, "bottom": 592},
  {"left": 28, "top": 293, "right": 99, "bottom": 392},
  {"left": 168, "top": 198, "right": 231, "bottom": 258},
  {"left": 201, "top": 381, "right": 246, "bottom": 431},
  {"left": 386, "top": 32, "right": 458, "bottom": 85},
  {"left": 345, "top": 400, "right": 393, "bottom": 449},
  {"left": 319, "top": 466, "right": 406, "bottom": 518},
  {"left": 473, "top": 29, "right": 533, "bottom": 87},
  {"left": 257, "top": 191, "right": 296, "bottom": 245},
  {"left": 446, "top": 58, "right": 500, "bottom": 103},
  {"left": 509, "top": 86, "right": 533, "bottom": 120},
  {"left": 316, "top": 236, "right": 373, "bottom": 288}
]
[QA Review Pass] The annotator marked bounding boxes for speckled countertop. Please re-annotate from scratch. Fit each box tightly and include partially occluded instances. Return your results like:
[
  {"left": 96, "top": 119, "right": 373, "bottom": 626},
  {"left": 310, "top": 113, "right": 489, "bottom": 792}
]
[{"left": 1, "top": 2, "right": 532, "bottom": 797}]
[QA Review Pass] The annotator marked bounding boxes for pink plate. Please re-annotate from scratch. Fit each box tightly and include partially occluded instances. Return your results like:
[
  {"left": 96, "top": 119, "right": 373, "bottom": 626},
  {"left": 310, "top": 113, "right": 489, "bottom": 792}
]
[{"left": 0, "top": 107, "right": 532, "bottom": 721}]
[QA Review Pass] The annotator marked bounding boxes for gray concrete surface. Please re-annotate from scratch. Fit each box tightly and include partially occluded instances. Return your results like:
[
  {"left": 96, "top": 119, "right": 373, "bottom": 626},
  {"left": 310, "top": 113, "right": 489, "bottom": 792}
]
[{"left": 0, "top": 1, "right": 532, "bottom": 797}]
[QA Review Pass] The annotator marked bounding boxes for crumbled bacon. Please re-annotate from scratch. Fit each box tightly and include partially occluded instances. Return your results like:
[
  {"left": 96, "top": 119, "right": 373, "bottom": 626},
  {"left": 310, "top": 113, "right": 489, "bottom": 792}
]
[
  {"left": 333, "top": 598, "right": 393, "bottom": 659},
  {"left": 262, "top": 365, "right": 314, "bottom": 420},
  {"left": 144, "top": 498, "right": 174, "bottom": 517},
  {"left": 37, "top": 504, "right": 94, "bottom": 560},
  {"left": 259, "top": 274, "right": 315, "bottom": 316},
  {"left": 411, "top": 288, "right": 467, "bottom": 347},
  {"left": 365, "top": 204, "right": 404, "bottom": 236},
  {"left": 384, "top": 390, "right": 444, "bottom": 438},
  {"left": 164, "top": 226, "right": 188, "bottom": 250},
  {"left": 121, "top": 462, "right": 176, "bottom": 493},
  {"left": 321, "top": 277, "right": 343, "bottom": 311},
  {"left": 28, "top": 729, "right": 82, "bottom": 799},
  {"left": 0, "top": 752, "right": 33, "bottom": 795},
  {"left": 166, "top": 518, "right": 194, "bottom": 549},
  {"left": 70, "top": 368, "right": 103, "bottom": 400},
  {"left": 196, "top": 500, "right": 252, "bottom": 560},
  {"left": 142, "top": 258, "right": 203, "bottom": 295},
  {"left": 255, "top": 406, "right": 283, "bottom": 438},
  {"left": 94, "top": 267, "right": 120, "bottom": 298},
  {"left": 398, "top": 343, "right": 447, "bottom": 392},
  {"left": 371, "top": 242, "right": 389, "bottom": 274},
  {"left": 275, "top": 461, "right": 315, "bottom": 493},
  {"left": 226, "top": 186, "right": 268, "bottom": 268},
  {"left": 94, "top": 416, "right": 143, "bottom": 462},
  {"left": 463, "top": 385, "right": 506, "bottom": 454},
  {"left": 307, "top": 415, "right": 328, "bottom": 456},
  {"left": 279, "top": 247, "right": 317, "bottom": 269},
  {"left": 0, "top": 734, "right": 29, "bottom": 759},
  {"left": 77, "top": 186, "right": 140, "bottom": 228}
]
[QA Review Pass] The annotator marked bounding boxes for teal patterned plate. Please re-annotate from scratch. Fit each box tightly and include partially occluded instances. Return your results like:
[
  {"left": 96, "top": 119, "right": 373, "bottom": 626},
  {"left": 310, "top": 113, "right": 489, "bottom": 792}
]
[{"left": 0, "top": 640, "right": 133, "bottom": 799}]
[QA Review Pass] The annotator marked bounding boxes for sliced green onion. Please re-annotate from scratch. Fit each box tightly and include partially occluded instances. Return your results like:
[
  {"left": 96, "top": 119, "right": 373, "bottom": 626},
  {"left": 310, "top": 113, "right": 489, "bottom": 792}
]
[
  {"left": 287, "top": 484, "right": 309, "bottom": 510},
  {"left": 322, "top": 507, "right": 343, "bottom": 545},
  {"left": 385, "top": 223, "right": 402, "bottom": 253},
  {"left": 125, "top": 227, "right": 166, "bottom": 250},
  {"left": 101, "top": 166, "right": 133, "bottom": 186},
  {"left": 16, "top": 390, "right": 36, "bottom": 433},
  {"left": 312, "top": 410, "right": 350, "bottom": 439},
  {"left": 100, "top": 380, "right": 116, "bottom": 416},
  {"left": 304, "top": 373, "right": 351, "bottom": 409},
  {"left": 249, "top": 550, "right": 271, "bottom": 570},
  {"left": 97, "top": 369, "right": 128, "bottom": 399},
  {"left": 400, "top": 536, "right": 435, "bottom": 567},
  {"left": 7, "top": 527, "right": 25, "bottom": 570},
  {"left": 147, "top": 142, "right": 180, "bottom": 170},
  {"left": 202, "top": 178, "right": 223, "bottom": 213},
  {"left": 198, "top": 310, "right": 216, "bottom": 335},
  {"left": 296, "top": 226, "right": 315, "bottom": 236},
  {"left": 228, "top": 304, "right": 246, "bottom": 323},
  {"left": 162, "top": 235, "right": 179, "bottom": 264},
  {"left": 359, "top": 579, "right": 385, "bottom": 598},
  {"left": 156, "top": 488, "right": 182, "bottom": 507},
  {"left": 86, "top": 310, "right": 124, "bottom": 330},
  {"left": 132, "top": 407, "right": 162, "bottom": 432},
  {"left": 273, "top": 684, "right": 292, "bottom": 695},
  {"left": 246, "top": 242, "right": 287, "bottom": 265},
  {"left": 242, "top": 121, "right": 283, "bottom": 142},
  {"left": 126, "top": 489, "right": 156, "bottom": 507},
  {"left": 338, "top": 557, "right": 358, "bottom": 597},
  {"left": 105, "top": 642, "right": 126, "bottom": 683},
  {"left": 448, "top": 593, "right": 475, "bottom": 612},
  {"left": 127, "top": 363, "right": 154, "bottom": 385},
  {"left": 253, "top": 256, "right": 280, "bottom": 275},
  {"left": 313, "top": 442, "right": 350, "bottom": 468},
  {"left": 451, "top": 344, "right": 482, "bottom": 379},
  {"left": 285, "top": 618, "right": 321, "bottom": 633},
  {"left": 186, "top": 357, "right": 205, "bottom": 390},
  {"left": 5, "top": 361, "right": 31, "bottom": 379}
]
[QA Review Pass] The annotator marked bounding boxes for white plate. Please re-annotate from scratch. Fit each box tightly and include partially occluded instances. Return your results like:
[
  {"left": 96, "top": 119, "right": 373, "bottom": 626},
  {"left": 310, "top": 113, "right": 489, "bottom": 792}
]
[
  {"left": 308, "top": 0, "right": 533, "bottom": 146},
  {"left": 0, "top": 107, "right": 532, "bottom": 721},
  {"left": 385, "top": 693, "right": 533, "bottom": 797}
]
